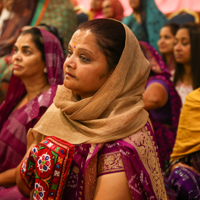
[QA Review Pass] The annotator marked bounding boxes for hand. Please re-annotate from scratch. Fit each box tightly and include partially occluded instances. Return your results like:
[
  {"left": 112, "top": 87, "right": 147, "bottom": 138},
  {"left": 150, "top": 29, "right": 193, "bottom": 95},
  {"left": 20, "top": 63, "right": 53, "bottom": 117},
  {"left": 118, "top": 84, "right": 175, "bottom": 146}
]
[
  {"left": 171, "top": 162, "right": 199, "bottom": 175},
  {"left": 0, "top": 168, "right": 16, "bottom": 188}
]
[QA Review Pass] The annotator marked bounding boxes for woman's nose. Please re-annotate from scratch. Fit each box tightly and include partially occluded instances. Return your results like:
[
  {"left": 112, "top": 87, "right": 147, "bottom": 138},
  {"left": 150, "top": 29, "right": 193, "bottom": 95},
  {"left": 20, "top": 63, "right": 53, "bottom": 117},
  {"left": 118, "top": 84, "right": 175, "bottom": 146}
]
[
  {"left": 174, "top": 42, "right": 181, "bottom": 51},
  {"left": 12, "top": 51, "right": 22, "bottom": 62},
  {"left": 63, "top": 56, "right": 76, "bottom": 70}
]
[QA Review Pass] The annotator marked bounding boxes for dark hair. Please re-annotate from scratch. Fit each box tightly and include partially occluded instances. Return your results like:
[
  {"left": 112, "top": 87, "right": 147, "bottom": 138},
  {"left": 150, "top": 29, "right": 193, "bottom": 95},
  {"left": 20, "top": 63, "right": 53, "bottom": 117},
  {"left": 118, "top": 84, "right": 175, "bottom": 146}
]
[
  {"left": 77, "top": 19, "right": 125, "bottom": 71},
  {"left": 37, "top": 23, "right": 65, "bottom": 52},
  {"left": 174, "top": 22, "right": 200, "bottom": 89},
  {"left": 20, "top": 27, "right": 45, "bottom": 61},
  {"left": 164, "top": 23, "right": 180, "bottom": 36}
]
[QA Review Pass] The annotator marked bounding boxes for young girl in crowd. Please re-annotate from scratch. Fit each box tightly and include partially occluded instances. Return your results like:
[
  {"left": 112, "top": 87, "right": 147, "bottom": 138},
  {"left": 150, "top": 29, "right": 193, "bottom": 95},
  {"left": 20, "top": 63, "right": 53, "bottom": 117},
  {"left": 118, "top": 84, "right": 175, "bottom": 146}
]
[
  {"left": 173, "top": 22, "right": 200, "bottom": 105},
  {"left": 158, "top": 23, "right": 180, "bottom": 79},
  {"left": 16, "top": 19, "right": 167, "bottom": 200},
  {"left": 0, "top": 27, "right": 65, "bottom": 199}
]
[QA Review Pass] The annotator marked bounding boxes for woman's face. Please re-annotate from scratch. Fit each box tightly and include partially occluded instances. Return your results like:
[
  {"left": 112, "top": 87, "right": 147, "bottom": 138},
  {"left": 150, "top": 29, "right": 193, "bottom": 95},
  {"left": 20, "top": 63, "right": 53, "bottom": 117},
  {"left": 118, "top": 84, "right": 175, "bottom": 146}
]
[
  {"left": 157, "top": 26, "right": 176, "bottom": 55},
  {"left": 174, "top": 28, "right": 191, "bottom": 65},
  {"left": 63, "top": 29, "right": 112, "bottom": 99},
  {"left": 12, "top": 33, "right": 46, "bottom": 79},
  {"left": 102, "top": 0, "right": 114, "bottom": 18},
  {"left": 129, "top": 0, "right": 140, "bottom": 10},
  {"left": 90, "top": 0, "right": 102, "bottom": 11}
]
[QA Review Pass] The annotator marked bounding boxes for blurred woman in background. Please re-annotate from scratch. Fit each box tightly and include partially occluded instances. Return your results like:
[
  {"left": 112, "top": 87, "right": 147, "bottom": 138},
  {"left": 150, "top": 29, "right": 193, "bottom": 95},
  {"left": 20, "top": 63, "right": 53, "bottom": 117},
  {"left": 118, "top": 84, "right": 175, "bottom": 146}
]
[
  {"left": 0, "top": 27, "right": 64, "bottom": 199},
  {"left": 173, "top": 22, "right": 200, "bottom": 105},
  {"left": 158, "top": 23, "right": 179, "bottom": 79}
]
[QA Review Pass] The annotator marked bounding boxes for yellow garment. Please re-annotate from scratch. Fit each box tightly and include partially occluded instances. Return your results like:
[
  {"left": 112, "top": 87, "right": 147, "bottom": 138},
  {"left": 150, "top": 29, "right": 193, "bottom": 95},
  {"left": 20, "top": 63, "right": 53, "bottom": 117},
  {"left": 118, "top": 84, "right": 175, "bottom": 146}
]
[
  {"left": 171, "top": 88, "right": 200, "bottom": 161},
  {"left": 27, "top": 19, "right": 150, "bottom": 145}
]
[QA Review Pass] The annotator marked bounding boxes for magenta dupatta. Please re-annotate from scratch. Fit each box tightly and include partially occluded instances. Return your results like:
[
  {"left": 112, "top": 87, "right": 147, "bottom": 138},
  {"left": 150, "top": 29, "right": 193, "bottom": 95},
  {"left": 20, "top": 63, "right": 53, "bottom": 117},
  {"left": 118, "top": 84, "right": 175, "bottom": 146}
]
[{"left": 0, "top": 28, "right": 65, "bottom": 172}]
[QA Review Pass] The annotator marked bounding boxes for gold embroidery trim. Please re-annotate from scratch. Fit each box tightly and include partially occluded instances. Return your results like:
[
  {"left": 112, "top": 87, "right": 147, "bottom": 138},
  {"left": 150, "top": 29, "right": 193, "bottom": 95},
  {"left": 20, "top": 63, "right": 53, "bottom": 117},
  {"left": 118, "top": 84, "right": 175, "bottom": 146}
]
[
  {"left": 124, "top": 125, "right": 168, "bottom": 200},
  {"left": 98, "top": 151, "right": 124, "bottom": 176}
]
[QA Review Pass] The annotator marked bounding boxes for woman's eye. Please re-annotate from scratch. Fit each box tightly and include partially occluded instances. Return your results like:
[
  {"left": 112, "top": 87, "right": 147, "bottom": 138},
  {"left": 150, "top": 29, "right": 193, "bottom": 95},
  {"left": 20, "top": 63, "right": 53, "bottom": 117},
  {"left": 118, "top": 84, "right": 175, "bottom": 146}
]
[
  {"left": 182, "top": 42, "right": 189, "bottom": 46},
  {"left": 164, "top": 36, "right": 170, "bottom": 39},
  {"left": 24, "top": 50, "right": 31, "bottom": 54},
  {"left": 80, "top": 55, "right": 89, "bottom": 62},
  {"left": 67, "top": 50, "right": 72, "bottom": 57}
]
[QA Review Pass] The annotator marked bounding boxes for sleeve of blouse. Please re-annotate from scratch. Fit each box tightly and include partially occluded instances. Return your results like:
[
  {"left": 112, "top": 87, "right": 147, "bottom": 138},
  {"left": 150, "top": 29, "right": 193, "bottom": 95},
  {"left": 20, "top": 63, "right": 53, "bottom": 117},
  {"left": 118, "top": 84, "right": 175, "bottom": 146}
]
[{"left": 20, "top": 136, "right": 75, "bottom": 199}]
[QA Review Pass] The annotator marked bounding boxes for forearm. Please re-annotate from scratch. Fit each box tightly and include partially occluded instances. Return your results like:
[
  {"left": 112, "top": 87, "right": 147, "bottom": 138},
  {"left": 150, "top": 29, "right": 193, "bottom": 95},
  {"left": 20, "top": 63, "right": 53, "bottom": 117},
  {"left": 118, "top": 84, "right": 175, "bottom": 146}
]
[
  {"left": 0, "top": 168, "right": 16, "bottom": 188},
  {"left": 15, "top": 161, "right": 31, "bottom": 197},
  {"left": 143, "top": 97, "right": 162, "bottom": 110},
  {"left": 143, "top": 83, "right": 168, "bottom": 110},
  {"left": 15, "top": 143, "right": 36, "bottom": 197}
]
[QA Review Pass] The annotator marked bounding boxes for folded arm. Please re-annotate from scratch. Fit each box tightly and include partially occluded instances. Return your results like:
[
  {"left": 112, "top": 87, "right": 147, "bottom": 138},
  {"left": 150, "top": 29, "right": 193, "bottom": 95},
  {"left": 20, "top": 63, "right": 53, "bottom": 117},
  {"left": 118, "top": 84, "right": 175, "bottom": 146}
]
[{"left": 143, "top": 82, "right": 168, "bottom": 110}]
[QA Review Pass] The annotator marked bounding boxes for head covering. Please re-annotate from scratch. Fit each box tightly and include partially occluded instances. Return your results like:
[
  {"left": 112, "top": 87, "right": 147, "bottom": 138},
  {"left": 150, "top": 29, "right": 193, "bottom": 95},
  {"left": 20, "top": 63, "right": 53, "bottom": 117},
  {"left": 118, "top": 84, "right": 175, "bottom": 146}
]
[
  {"left": 28, "top": 19, "right": 150, "bottom": 145},
  {"left": 106, "top": 0, "right": 124, "bottom": 21},
  {"left": 0, "top": 0, "right": 38, "bottom": 57},
  {"left": 0, "top": 28, "right": 65, "bottom": 129},
  {"left": 170, "top": 88, "right": 200, "bottom": 161}
]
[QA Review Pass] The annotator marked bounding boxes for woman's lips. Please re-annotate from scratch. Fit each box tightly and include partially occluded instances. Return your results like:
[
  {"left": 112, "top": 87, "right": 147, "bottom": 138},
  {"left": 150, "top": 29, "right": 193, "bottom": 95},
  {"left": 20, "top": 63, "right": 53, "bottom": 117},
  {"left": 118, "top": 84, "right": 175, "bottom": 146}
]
[
  {"left": 65, "top": 72, "right": 75, "bottom": 78},
  {"left": 13, "top": 64, "right": 23, "bottom": 70},
  {"left": 174, "top": 54, "right": 183, "bottom": 59}
]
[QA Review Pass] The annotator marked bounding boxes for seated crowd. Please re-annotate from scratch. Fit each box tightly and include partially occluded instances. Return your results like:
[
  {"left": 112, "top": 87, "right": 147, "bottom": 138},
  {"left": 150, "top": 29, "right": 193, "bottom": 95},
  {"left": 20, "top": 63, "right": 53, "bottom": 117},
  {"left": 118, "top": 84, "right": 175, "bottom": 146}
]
[{"left": 0, "top": 0, "right": 200, "bottom": 199}]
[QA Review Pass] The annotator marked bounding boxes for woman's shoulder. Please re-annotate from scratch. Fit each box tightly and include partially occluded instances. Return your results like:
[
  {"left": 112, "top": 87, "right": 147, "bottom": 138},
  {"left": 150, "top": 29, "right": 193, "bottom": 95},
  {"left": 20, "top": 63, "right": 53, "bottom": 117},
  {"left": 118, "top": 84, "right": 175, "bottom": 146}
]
[{"left": 186, "top": 87, "right": 200, "bottom": 102}]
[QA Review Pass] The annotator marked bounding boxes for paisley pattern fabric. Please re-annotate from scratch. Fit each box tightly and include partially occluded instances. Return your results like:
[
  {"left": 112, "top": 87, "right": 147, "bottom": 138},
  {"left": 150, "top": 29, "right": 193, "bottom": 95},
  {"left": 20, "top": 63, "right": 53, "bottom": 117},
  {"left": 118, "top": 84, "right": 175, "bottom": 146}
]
[
  {"left": 33, "top": 0, "right": 78, "bottom": 52},
  {"left": 62, "top": 122, "right": 167, "bottom": 200},
  {"left": 0, "top": 54, "right": 13, "bottom": 103},
  {"left": 168, "top": 166, "right": 200, "bottom": 200}
]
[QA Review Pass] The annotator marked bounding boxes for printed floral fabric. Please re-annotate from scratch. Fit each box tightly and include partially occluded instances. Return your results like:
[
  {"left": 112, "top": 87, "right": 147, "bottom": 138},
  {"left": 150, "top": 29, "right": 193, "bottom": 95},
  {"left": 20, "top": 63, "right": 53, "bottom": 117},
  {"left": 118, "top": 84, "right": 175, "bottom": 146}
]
[
  {"left": 175, "top": 81, "right": 193, "bottom": 105},
  {"left": 20, "top": 136, "right": 74, "bottom": 200}
]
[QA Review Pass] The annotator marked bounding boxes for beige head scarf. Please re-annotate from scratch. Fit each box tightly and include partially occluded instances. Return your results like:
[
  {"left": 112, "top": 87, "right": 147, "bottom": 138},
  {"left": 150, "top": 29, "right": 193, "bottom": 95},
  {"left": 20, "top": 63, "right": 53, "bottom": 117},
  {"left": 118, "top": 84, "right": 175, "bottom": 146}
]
[
  {"left": 28, "top": 19, "right": 150, "bottom": 144},
  {"left": 171, "top": 88, "right": 200, "bottom": 161}
]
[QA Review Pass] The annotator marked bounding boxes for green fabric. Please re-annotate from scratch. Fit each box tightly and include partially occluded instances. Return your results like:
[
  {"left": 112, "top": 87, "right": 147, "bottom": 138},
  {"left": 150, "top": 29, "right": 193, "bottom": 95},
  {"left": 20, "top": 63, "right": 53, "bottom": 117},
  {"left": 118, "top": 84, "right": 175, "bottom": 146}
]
[
  {"left": 30, "top": 0, "right": 46, "bottom": 26},
  {"left": 122, "top": 0, "right": 168, "bottom": 52},
  {"left": 39, "top": 0, "right": 78, "bottom": 53},
  {"left": 122, "top": 14, "right": 148, "bottom": 42},
  {"left": 0, "top": 56, "right": 13, "bottom": 103}
]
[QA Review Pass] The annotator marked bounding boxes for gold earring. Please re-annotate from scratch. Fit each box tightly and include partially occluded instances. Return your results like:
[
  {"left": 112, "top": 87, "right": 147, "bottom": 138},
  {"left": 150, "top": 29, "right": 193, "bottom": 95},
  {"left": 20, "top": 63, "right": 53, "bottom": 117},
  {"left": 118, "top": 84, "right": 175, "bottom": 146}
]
[{"left": 43, "top": 68, "right": 47, "bottom": 73}]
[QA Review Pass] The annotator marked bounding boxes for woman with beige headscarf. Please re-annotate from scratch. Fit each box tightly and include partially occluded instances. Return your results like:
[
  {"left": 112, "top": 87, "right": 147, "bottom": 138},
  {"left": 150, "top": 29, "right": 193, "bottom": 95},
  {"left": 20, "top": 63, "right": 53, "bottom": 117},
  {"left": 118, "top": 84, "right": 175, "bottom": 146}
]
[{"left": 15, "top": 19, "right": 167, "bottom": 200}]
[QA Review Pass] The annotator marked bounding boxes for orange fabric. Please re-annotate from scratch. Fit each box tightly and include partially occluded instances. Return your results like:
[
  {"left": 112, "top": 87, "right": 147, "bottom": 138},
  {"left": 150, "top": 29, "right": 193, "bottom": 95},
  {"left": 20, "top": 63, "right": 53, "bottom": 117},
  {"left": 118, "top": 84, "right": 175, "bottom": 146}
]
[{"left": 34, "top": 0, "right": 50, "bottom": 26}]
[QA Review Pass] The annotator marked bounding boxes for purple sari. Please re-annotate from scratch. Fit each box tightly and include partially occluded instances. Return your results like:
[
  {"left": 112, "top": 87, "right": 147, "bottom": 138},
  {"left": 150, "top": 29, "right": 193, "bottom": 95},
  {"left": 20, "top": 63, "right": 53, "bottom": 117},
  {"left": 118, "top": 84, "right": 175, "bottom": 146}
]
[
  {"left": 20, "top": 122, "right": 167, "bottom": 199},
  {"left": 61, "top": 122, "right": 166, "bottom": 199},
  {"left": 0, "top": 28, "right": 64, "bottom": 199},
  {"left": 139, "top": 41, "right": 182, "bottom": 169}
]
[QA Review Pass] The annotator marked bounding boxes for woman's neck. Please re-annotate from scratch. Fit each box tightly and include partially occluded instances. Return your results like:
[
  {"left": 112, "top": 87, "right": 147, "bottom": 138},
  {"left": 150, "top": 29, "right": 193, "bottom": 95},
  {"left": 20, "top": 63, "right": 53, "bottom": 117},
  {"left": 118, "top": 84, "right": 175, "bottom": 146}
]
[
  {"left": 12, "top": 77, "right": 50, "bottom": 112},
  {"left": 23, "top": 77, "right": 50, "bottom": 102},
  {"left": 133, "top": 11, "right": 141, "bottom": 23},
  {"left": 182, "top": 64, "right": 192, "bottom": 86}
]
